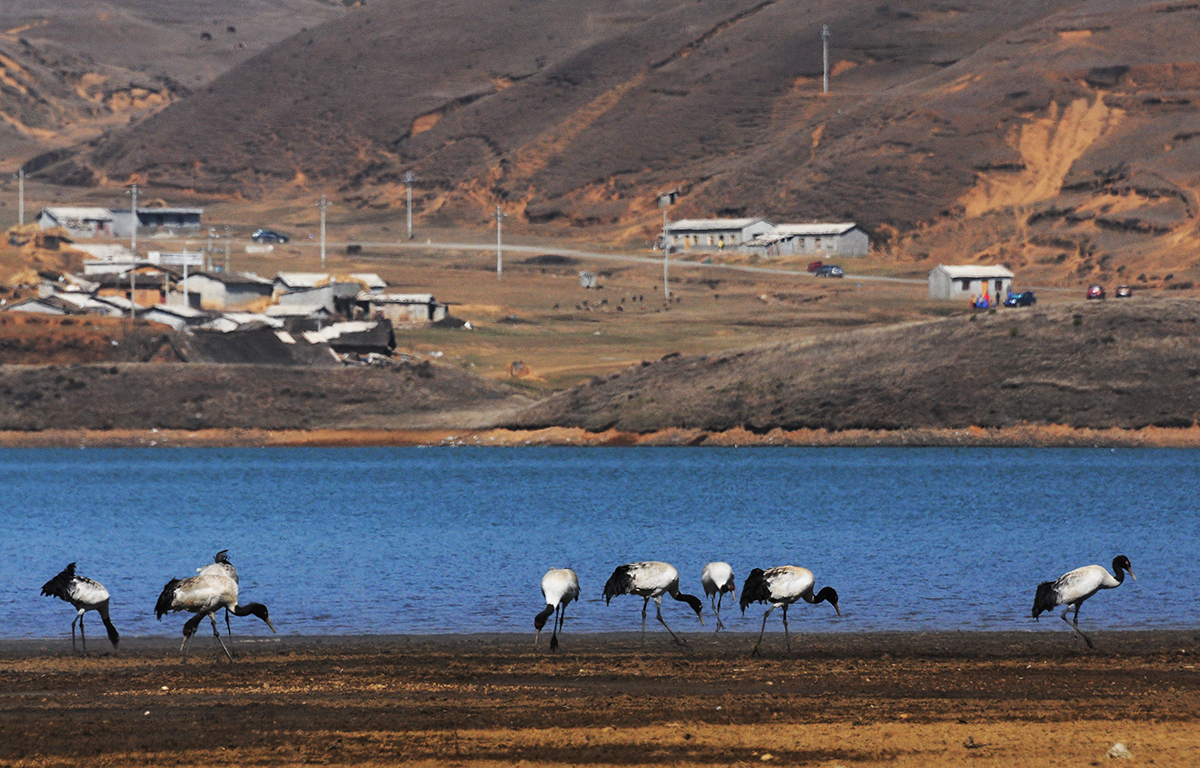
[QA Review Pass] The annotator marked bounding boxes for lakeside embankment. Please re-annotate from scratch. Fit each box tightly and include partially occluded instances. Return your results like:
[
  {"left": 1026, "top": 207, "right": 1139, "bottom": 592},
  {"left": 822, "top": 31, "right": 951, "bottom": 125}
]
[{"left": 3, "top": 424, "right": 1200, "bottom": 448}]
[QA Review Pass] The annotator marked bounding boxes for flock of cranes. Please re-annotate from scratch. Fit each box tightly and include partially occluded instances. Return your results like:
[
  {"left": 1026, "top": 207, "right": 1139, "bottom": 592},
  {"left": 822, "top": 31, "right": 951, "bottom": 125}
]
[
  {"left": 539, "top": 555, "right": 1137, "bottom": 652},
  {"left": 39, "top": 552, "right": 1137, "bottom": 659}
]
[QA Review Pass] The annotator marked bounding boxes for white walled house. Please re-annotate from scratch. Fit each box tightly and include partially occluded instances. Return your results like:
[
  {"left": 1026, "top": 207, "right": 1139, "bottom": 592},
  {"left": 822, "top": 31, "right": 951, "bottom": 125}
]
[
  {"left": 929, "top": 264, "right": 1014, "bottom": 301},
  {"left": 38, "top": 207, "right": 114, "bottom": 239}
]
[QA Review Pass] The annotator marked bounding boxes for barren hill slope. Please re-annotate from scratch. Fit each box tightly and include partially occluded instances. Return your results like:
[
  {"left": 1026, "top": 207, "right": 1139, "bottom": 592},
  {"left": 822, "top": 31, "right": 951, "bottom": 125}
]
[
  {"left": 26, "top": 0, "right": 1200, "bottom": 285},
  {"left": 509, "top": 297, "right": 1200, "bottom": 433},
  {"left": 0, "top": 0, "right": 344, "bottom": 167}
]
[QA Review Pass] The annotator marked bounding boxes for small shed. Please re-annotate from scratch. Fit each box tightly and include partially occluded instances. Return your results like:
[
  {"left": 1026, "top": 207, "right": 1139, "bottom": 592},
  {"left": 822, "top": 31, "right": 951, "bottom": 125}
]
[
  {"left": 111, "top": 207, "right": 204, "bottom": 237},
  {"left": 186, "top": 271, "right": 274, "bottom": 311},
  {"left": 38, "top": 207, "right": 114, "bottom": 239},
  {"left": 664, "top": 218, "right": 775, "bottom": 252},
  {"left": 360, "top": 292, "right": 449, "bottom": 324},
  {"left": 141, "top": 304, "right": 210, "bottom": 331},
  {"left": 929, "top": 264, "right": 1014, "bottom": 302}
]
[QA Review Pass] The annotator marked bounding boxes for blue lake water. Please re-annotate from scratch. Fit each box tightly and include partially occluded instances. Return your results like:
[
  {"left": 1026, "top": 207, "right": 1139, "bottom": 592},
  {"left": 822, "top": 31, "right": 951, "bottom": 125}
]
[{"left": 0, "top": 447, "right": 1194, "bottom": 641}]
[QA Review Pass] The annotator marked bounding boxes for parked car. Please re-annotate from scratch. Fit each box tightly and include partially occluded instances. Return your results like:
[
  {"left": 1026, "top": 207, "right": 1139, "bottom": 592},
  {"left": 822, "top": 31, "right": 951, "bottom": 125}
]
[
  {"left": 1003, "top": 290, "right": 1036, "bottom": 307},
  {"left": 807, "top": 260, "right": 824, "bottom": 273},
  {"left": 1115, "top": 284, "right": 1133, "bottom": 298},
  {"left": 1086, "top": 284, "right": 1105, "bottom": 300},
  {"left": 813, "top": 264, "right": 844, "bottom": 278},
  {"left": 251, "top": 228, "right": 290, "bottom": 243}
]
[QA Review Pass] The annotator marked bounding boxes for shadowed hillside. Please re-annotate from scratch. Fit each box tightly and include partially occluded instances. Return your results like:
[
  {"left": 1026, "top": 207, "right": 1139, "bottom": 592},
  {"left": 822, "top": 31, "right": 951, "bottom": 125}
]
[{"left": 508, "top": 297, "right": 1200, "bottom": 433}]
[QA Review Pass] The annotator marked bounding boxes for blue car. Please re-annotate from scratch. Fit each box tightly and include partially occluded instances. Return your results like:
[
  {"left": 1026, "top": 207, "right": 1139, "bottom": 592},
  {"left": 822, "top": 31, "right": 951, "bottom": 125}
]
[{"left": 1003, "top": 290, "right": 1036, "bottom": 307}]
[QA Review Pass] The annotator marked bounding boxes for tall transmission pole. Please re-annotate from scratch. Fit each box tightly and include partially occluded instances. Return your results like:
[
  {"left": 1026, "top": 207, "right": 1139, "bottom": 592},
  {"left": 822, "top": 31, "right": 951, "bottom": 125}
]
[
  {"left": 403, "top": 171, "right": 417, "bottom": 240},
  {"left": 16, "top": 168, "right": 24, "bottom": 226},
  {"left": 659, "top": 193, "right": 673, "bottom": 300},
  {"left": 495, "top": 206, "right": 506, "bottom": 280},
  {"left": 822, "top": 25, "right": 831, "bottom": 95},
  {"left": 317, "top": 194, "right": 328, "bottom": 270},
  {"left": 127, "top": 183, "right": 138, "bottom": 319}
]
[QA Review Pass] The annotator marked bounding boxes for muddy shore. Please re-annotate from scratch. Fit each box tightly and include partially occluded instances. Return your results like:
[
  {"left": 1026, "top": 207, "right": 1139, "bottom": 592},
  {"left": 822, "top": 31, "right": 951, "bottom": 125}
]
[
  {"left": 3, "top": 631, "right": 1199, "bottom": 767},
  {"left": 3, "top": 424, "right": 1200, "bottom": 448}
]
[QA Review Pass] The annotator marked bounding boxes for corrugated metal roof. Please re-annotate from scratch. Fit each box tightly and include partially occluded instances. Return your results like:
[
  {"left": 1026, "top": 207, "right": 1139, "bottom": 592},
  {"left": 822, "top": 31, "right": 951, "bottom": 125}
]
[
  {"left": 772, "top": 222, "right": 859, "bottom": 236},
  {"left": 667, "top": 217, "right": 768, "bottom": 231},
  {"left": 933, "top": 264, "right": 1015, "bottom": 279},
  {"left": 347, "top": 273, "right": 387, "bottom": 289},
  {"left": 275, "top": 272, "right": 331, "bottom": 288},
  {"left": 265, "top": 304, "right": 330, "bottom": 317},
  {"left": 42, "top": 207, "right": 114, "bottom": 221}
]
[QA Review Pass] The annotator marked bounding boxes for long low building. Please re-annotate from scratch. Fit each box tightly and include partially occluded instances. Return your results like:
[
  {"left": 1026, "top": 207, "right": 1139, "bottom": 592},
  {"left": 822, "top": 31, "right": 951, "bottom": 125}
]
[{"left": 665, "top": 218, "right": 870, "bottom": 256}]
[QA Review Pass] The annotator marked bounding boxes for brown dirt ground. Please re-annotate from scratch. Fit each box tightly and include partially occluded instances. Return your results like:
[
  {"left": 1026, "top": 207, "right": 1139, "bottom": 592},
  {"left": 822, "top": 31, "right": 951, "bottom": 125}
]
[{"left": 2, "top": 632, "right": 1199, "bottom": 767}]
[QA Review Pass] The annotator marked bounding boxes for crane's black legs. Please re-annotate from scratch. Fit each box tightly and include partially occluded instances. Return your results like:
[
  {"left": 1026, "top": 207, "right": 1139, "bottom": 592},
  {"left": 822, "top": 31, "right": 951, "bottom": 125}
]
[
  {"left": 640, "top": 597, "right": 650, "bottom": 646},
  {"left": 751, "top": 604, "right": 776, "bottom": 656},
  {"left": 782, "top": 604, "right": 791, "bottom": 653},
  {"left": 654, "top": 597, "right": 686, "bottom": 645},
  {"left": 550, "top": 604, "right": 564, "bottom": 652},
  {"left": 72, "top": 610, "right": 86, "bottom": 654},
  {"left": 1060, "top": 604, "right": 1094, "bottom": 649},
  {"left": 712, "top": 594, "right": 727, "bottom": 632},
  {"left": 209, "top": 614, "right": 235, "bottom": 662}
]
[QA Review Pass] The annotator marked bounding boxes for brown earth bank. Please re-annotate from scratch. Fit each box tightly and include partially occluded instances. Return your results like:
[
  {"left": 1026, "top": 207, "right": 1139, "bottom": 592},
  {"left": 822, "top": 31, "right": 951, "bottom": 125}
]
[
  {"left": 509, "top": 296, "right": 1200, "bottom": 434},
  {"left": 7, "top": 424, "right": 1200, "bottom": 449},
  {"left": 2, "top": 632, "right": 1199, "bottom": 767}
]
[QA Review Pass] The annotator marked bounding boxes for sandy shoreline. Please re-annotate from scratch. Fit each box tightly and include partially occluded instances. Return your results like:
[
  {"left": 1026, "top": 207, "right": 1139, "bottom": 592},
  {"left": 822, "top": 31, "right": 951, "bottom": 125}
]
[
  {"left": 3, "top": 424, "right": 1200, "bottom": 448},
  {"left": 3, "top": 630, "right": 1199, "bottom": 766}
]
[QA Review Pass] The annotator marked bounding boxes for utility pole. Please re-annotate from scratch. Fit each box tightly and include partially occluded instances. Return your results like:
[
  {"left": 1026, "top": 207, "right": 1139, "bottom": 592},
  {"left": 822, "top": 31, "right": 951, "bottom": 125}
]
[
  {"left": 403, "top": 171, "right": 417, "bottom": 240},
  {"left": 206, "top": 228, "right": 214, "bottom": 271},
  {"left": 658, "top": 193, "right": 673, "bottom": 300},
  {"left": 223, "top": 225, "right": 231, "bottom": 273},
  {"left": 127, "top": 183, "right": 138, "bottom": 319},
  {"left": 317, "top": 194, "right": 328, "bottom": 270},
  {"left": 822, "top": 24, "right": 831, "bottom": 94},
  {"left": 495, "top": 206, "right": 506, "bottom": 280},
  {"left": 16, "top": 168, "right": 24, "bottom": 226}
]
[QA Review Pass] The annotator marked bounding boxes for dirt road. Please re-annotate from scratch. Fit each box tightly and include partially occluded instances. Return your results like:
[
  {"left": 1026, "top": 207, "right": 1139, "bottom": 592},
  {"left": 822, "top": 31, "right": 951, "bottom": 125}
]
[{"left": 3, "top": 631, "right": 1198, "bottom": 766}]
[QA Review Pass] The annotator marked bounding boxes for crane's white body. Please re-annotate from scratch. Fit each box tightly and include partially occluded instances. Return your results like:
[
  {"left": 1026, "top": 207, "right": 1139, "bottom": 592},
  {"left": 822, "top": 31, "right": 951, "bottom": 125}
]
[
  {"left": 536, "top": 568, "right": 580, "bottom": 651},
  {"left": 541, "top": 568, "right": 580, "bottom": 609},
  {"left": 757, "top": 566, "right": 817, "bottom": 606},
  {"left": 700, "top": 561, "right": 735, "bottom": 631},
  {"left": 603, "top": 561, "right": 704, "bottom": 646}
]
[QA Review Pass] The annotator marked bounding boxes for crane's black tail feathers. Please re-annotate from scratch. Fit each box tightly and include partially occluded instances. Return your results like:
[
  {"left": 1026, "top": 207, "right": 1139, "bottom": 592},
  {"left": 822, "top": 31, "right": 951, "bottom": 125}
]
[
  {"left": 40, "top": 563, "right": 77, "bottom": 601},
  {"left": 155, "top": 578, "right": 181, "bottom": 620},
  {"left": 1031, "top": 581, "right": 1057, "bottom": 619},
  {"left": 602, "top": 565, "right": 635, "bottom": 605},
  {"left": 739, "top": 568, "right": 770, "bottom": 614}
]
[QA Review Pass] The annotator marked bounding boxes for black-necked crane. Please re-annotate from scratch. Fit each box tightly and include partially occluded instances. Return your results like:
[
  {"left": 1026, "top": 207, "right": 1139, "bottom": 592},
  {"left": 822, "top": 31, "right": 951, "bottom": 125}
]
[
  {"left": 1032, "top": 555, "right": 1135, "bottom": 649},
  {"left": 155, "top": 559, "right": 275, "bottom": 663},
  {"left": 603, "top": 561, "right": 704, "bottom": 646},
  {"left": 534, "top": 568, "right": 580, "bottom": 651},
  {"left": 740, "top": 566, "right": 840, "bottom": 655},
  {"left": 701, "top": 561, "right": 736, "bottom": 631},
  {"left": 40, "top": 563, "right": 120, "bottom": 653}
]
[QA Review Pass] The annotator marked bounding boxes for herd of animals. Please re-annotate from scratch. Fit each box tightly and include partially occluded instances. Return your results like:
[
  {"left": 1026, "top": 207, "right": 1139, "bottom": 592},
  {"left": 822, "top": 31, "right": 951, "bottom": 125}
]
[{"left": 39, "top": 552, "right": 1137, "bottom": 660}]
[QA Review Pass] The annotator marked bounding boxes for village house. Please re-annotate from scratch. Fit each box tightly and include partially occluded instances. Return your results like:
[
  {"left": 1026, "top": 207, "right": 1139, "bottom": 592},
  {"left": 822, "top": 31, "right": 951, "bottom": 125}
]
[
  {"left": 664, "top": 218, "right": 775, "bottom": 252},
  {"left": 767, "top": 223, "right": 870, "bottom": 257},
  {"left": 38, "top": 207, "right": 114, "bottom": 239},
  {"left": 929, "top": 264, "right": 1014, "bottom": 302},
  {"left": 92, "top": 266, "right": 176, "bottom": 306}
]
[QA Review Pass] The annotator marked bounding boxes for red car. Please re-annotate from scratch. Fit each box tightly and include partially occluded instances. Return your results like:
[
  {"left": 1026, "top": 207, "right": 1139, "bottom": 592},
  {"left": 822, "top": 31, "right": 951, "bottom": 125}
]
[
  {"left": 1086, "top": 284, "right": 1105, "bottom": 300},
  {"left": 807, "top": 260, "right": 823, "bottom": 273}
]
